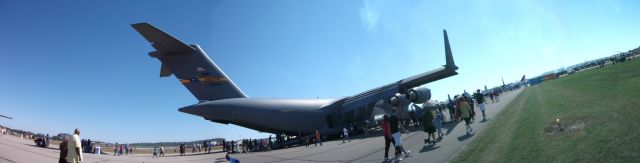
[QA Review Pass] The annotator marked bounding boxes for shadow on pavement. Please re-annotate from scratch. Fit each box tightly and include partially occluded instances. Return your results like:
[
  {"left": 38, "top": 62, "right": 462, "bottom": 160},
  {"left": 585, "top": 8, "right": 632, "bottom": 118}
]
[
  {"left": 456, "top": 133, "right": 475, "bottom": 142},
  {"left": 156, "top": 151, "right": 226, "bottom": 158},
  {"left": 214, "top": 157, "right": 226, "bottom": 163},
  {"left": 419, "top": 144, "right": 441, "bottom": 153},
  {"left": 443, "top": 121, "right": 461, "bottom": 136},
  {"left": 351, "top": 126, "right": 424, "bottom": 141}
]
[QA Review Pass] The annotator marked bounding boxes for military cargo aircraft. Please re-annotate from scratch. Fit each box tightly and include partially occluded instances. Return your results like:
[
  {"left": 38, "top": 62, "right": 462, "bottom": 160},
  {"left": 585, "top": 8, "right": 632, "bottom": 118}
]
[{"left": 132, "top": 23, "right": 458, "bottom": 136}]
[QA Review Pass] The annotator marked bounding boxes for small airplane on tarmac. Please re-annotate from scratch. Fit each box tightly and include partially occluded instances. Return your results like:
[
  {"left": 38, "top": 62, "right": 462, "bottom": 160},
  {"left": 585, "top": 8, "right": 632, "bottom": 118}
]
[{"left": 132, "top": 23, "right": 458, "bottom": 136}]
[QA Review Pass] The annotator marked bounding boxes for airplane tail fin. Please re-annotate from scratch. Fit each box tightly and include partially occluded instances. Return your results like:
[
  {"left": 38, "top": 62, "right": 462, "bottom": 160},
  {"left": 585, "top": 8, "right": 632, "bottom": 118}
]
[
  {"left": 132, "top": 23, "right": 247, "bottom": 101},
  {"left": 443, "top": 29, "right": 458, "bottom": 70}
]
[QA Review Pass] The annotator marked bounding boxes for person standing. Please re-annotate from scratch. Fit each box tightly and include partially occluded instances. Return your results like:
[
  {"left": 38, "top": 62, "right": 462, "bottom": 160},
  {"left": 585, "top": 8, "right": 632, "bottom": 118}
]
[
  {"left": 152, "top": 146, "right": 158, "bottom": 158},
  {"left": 58, "top": 136, "right": 68, "bottom": 163},
  {"left": 458, "top": 96, "right": 473, "bottom": 134},
  {"left": 473, "top": 89, "right": 487, "bottom": 121},
  {"left": 489, "top": 91, "right": 495, "bottom": 103},
  {"left": 203, "top": 141, "right": 209, "bottom": 154},
  {"left": 382, "top": 115, "right": 396, "bottom": 160},
  {"left": 305, "top": 135, "right": 310, "bottom": 147},
  {"left": 447, "top": 101, "right": 455, "bottom": 123},
  {"left": 455, "top": 97, "right": 462, "bottom": 121},
  {"left": 342, "top": 127, "right": 350, "bottom": 143},
  {"left": 160, "top": 145, "right": 165, "bottom": 157},
  {"left": 422, "top": 109, "right": 436, "bottom": 145},
  {"left": 465, "top": 95, "right": 476, "bottom": 122},
  {"left": 434, "top": 110, "right": 444, "bottom": 140},
  {"left": 67, "top": 128, "right": 83, "bottom": 163},
  {"left": 235, "top": 141, "right": 240, "bottom": 153},
  {"left": 389, "top": 115, "right": 410, "bottom": 159},
  {"left": 114, "top": 142, "right": 118, "bottom": 156},
  {"left": 314, "top": 130, "right": 322, "bottom": 147}
]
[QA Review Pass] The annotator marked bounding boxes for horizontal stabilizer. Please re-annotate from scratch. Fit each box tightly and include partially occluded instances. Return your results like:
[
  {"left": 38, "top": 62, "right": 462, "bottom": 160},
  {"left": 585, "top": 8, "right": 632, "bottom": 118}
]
[{"left": 133, "top": 22, "right": 248, "bottom": 101}]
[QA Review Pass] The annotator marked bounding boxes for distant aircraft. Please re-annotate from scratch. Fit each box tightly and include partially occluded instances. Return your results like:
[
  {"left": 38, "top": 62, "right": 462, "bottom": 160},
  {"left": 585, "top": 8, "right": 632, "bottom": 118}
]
[
  {"left": 132, "top": 23, "right": 458, "bottom": 136},
  {"left": 0, "top": 114, "right": 12, "bottom": 119}
]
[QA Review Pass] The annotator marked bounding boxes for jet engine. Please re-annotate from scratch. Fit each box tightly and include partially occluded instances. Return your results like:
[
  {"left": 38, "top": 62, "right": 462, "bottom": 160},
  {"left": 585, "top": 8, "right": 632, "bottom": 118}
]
[
  {"left": 388, "top": 93, "right": 409, "bottom": 107},
  {"left": 405, "top": 87, "right": 431, "bottom": 104}
]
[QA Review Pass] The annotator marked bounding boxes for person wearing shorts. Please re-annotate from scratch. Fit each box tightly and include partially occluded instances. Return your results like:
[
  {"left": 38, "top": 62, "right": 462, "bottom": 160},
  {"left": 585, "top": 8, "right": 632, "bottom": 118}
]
[
  {"left": 473, "top": 89, "right": 487, "bottom": 121},
  {"left": 423, "top": 109, "right": 436, "bottom": 145},
  {"left": 389, "top": 115, "right": 409, "bottom": 157}
]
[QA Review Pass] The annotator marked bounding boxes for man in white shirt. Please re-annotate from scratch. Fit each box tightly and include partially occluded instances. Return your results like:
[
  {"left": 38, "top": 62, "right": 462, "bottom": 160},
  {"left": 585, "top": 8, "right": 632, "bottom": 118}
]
[
  {"left": 342, "top": 127, "right": 350, "bottom": 143},
  {"left": 67, "top": 128, "right": 83, "bottom": 163}
]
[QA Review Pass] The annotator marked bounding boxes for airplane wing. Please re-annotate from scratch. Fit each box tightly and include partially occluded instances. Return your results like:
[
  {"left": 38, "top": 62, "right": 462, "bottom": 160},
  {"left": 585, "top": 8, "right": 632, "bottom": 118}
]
[{"left": 340, "top": 30, "right": 458, "bottom": 110}]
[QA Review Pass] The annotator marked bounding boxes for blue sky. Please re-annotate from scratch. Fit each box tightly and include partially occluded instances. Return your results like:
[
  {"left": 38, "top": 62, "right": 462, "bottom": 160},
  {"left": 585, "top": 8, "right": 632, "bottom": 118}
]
[{"left": 1, "top": 0, "right": 639, "bottom": 143}]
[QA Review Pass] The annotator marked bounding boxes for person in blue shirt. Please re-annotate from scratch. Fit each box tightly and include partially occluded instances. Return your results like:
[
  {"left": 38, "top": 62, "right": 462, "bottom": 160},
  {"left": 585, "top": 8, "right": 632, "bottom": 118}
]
[{"left": 226, "top": 153, "right": 240, "bottom": 163}]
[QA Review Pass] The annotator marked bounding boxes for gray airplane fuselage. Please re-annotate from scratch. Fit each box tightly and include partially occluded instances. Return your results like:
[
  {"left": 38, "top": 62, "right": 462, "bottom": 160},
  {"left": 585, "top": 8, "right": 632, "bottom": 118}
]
[{"left": 180, "top": 98, "right": 338, "bottom": 135}]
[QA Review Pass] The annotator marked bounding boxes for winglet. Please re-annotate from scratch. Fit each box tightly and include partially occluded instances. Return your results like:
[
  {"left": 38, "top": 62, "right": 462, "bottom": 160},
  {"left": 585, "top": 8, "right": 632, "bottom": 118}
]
[{"left": 443, "top": 29, "right": 458, "bottom": 70}]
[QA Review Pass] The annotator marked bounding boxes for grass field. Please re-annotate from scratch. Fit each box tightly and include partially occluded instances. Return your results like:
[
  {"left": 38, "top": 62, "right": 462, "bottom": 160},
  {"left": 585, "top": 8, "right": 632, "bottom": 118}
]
[{"left": 452, "top": 59, "right": 640, "bottom": 162}]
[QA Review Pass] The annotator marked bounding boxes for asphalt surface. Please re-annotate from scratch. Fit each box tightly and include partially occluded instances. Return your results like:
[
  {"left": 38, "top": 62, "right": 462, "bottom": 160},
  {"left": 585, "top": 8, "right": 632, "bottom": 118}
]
[
  {"left": 0, "top": 89, "right": 522, "bottom": 163},
  {"left": 231, "top": 89, "right": 523, "bottom": 163}
]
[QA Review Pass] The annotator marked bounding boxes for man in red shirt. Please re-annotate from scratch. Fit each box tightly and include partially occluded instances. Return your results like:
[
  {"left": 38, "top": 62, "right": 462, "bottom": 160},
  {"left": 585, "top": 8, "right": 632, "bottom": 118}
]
[{"left": 382, "top": 115, "right": 395, "bottom": 160}]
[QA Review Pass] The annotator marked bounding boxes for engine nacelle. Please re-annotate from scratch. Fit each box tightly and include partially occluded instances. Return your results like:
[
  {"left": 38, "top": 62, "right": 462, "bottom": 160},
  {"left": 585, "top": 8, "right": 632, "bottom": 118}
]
[
  {"left": 388, "top": 93, "right": 409, "bottom": 107},
  {"left": 388, "top": 93, "right": 411, "bottom": 118},
  {"left": 405, "top": 87, "right": 431, "bottom": 104},
  {"left": 389, "top": 95, "right": 400, "bottom": 107}
]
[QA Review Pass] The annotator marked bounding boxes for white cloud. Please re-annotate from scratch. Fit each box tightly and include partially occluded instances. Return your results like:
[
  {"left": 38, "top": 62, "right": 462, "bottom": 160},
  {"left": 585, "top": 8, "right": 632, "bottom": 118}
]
[{"left": 360, "top": 0, "right": 383, "bottom": 32}]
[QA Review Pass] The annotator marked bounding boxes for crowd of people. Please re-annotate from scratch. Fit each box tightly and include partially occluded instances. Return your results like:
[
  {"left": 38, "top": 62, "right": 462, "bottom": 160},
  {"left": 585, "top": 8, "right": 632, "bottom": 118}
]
[
  {"left": 221, "top": 138, "right": 272, "bottom": 154},
  {"left": 376, "top": 87, "right": 506, "bottom": 161},
  {"left": 111, "top": 142, "right": 134, "bottom": 156},
  {"left": 215, "top": 87, "right": 505, "bottom": 162},
  {"left": 49, "top": 87, "right": 509, "bottom": 162}
]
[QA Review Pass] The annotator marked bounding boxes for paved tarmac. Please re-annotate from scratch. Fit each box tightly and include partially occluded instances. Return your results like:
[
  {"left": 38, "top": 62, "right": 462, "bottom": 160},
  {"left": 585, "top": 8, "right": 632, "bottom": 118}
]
[
  {"left": 231, "top": 89, "right": 523, "bottom": 163},
  {"left": 0, "top": 134, "right": 228, "bottom": 163},
  {"left": 0, "top": 89, "right": 522, "bottom": 163}
]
